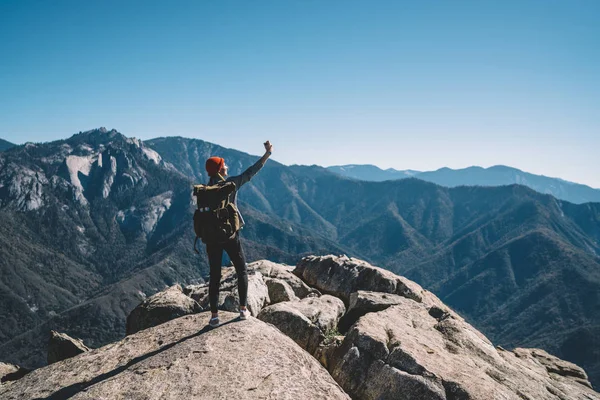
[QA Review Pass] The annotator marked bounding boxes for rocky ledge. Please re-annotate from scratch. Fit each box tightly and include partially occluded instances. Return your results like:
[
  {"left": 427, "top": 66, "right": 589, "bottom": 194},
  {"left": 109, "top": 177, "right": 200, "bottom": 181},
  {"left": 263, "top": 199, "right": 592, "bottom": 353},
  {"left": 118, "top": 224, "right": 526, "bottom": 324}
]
[{"left": 1, "top": 255, "right": 598, "bottom": 400}]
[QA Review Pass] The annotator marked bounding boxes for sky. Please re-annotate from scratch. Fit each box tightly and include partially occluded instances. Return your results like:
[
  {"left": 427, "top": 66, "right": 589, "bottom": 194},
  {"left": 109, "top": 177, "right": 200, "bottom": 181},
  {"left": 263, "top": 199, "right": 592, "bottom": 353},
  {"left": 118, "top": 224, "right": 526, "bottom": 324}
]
[{"left": 1, "top": 0, "right": 599, "bottom": 188}]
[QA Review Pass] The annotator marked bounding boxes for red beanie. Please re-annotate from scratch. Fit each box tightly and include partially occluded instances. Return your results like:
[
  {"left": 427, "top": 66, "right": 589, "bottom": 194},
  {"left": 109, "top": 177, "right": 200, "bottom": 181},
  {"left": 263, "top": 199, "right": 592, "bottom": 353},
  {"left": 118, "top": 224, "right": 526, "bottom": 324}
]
[{"left": 205, "top": 157, "right": 225, "bottom": 176}]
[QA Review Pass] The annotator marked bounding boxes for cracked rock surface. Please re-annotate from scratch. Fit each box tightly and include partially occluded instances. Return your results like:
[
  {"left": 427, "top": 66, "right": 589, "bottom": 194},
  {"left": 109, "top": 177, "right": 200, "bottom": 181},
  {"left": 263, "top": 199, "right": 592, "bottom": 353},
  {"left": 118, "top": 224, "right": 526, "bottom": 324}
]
[
  {"left": 3, "top": 255, "right": 598, "bottom": 399},
  {"left": 258, "top": 295, "right": 345, "bottom": 354},
  {"left": 0, "top": 312, "right": 350, "bottom": 400},
  {"left": 250, "top": 260, "right": 319, "bottom": 299},
  {"left": 338, "top": 290, "right": 409, "bottom": 333},
  {"left": 328, "top": 297, "right": 599, "bottom": 400},
  {"left": 264, "top": 277, "right": 298, "bottom": 304},
  {"left": 295, "top": 255, "right": 424, "bottom": 303}
]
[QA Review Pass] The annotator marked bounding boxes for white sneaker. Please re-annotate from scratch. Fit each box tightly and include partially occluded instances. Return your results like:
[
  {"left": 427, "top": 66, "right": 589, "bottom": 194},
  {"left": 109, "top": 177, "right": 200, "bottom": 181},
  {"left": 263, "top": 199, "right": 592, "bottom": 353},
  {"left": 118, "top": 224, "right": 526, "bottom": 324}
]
[
  {"left": 239, "top": 308, "right": 250, "bottom": 320},
  {"left": 209, "top": 316, "right": 220, "bottom": 327}
]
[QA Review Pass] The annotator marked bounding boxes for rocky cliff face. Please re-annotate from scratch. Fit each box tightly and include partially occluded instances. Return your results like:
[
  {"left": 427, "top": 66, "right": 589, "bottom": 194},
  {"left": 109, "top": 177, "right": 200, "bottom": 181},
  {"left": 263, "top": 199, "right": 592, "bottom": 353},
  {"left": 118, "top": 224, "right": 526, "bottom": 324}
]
[{"left": 2, "top": 255, "right": 597, "bottom": 400}]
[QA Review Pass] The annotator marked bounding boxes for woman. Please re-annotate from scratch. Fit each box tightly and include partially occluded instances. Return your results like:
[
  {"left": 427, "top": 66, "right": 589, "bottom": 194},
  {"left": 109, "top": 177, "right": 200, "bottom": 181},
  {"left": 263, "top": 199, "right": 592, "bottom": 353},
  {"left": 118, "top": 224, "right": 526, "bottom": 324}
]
[{"left": 204, "top": 140, "right": 273, "bottom": 327}]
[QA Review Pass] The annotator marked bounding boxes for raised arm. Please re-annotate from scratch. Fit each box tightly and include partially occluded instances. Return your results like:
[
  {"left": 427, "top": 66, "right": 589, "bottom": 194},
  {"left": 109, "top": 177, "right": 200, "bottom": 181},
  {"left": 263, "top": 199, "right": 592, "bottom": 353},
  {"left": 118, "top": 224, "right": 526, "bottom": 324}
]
[{"left": 230, "top": 141, "right": 273, "bottom": 188}]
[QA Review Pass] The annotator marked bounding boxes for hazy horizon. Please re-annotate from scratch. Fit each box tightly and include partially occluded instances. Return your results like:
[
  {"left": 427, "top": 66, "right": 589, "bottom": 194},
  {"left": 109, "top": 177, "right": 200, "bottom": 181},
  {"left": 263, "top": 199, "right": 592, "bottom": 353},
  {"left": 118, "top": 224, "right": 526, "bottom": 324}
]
[{"left": 1, "top": 1, "right": 598, "bottom": 187}]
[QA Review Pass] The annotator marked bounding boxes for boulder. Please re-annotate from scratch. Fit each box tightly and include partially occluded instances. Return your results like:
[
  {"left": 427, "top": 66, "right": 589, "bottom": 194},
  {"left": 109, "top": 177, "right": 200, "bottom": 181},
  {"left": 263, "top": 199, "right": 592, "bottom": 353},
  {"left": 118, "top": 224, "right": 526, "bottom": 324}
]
[
  {"left": 250, "top": 260, "right": 319, "bottom": 298},
  {"left": 197, "top": 290, "right": 230, "bottom": 312},
  {"left": 126, "top": 284, "right": 202, "bottom": 335},
  {"left": 183, "top": 267, "right": 239, "bottom": 303},
  {"left": 258, "top": 295, "right": 345, "bottom": 355},
  {"left": 512, "top": 348, "right": 593, "bottom": 389},
  {"left": 338, "top": 290, "right": 407, "bottom": 333},
  {"left": 295, "top": 255, "right": 424, "bottom": 303},
  {"left": 337, "top": 290, "right": 459, "bottom": 333},
  {"left": 0, "top": 313, "right": 350, "bottom": 400},
  {"left": 223, "top": 271, "right": 270, "bottom": 316},
  {"left": 183, "top": 267, "right": 238, "bottom": 303},
  {"left": 47, "top": 331, "right": 91, "bottom": 365},
  {"left": 328, "top": 297, "right": 599, "bottom": 400},
  {"left": 264, "top": 277, "right": 298, "bottom": 304},
  {"left": 190, "top": 270, "right": 270, "bottom": 316},
  {"left": 0, "top": 362, "right": 29, "bottom": 384}
]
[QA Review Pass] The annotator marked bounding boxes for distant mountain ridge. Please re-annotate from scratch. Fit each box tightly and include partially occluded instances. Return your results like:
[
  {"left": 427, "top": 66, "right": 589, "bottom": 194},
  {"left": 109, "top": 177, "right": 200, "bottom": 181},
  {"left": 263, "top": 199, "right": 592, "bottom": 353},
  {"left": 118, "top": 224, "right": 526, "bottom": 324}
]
[
  {"left": 327, "top": 164, "right": 600, "bottom": 204},
  {"left": 327, "top": 164, "right": 420, "bottom": 182},
  {"left": 0, "top": 139, "right": 15, "bottom": 152}
]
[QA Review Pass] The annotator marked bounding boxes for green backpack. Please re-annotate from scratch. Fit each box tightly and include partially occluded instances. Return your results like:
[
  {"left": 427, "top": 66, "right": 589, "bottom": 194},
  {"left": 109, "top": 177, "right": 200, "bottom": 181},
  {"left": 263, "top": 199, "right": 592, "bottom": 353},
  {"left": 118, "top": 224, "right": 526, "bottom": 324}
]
[{"left": 192, "top": 181, "right": 241, "bottom": 252}]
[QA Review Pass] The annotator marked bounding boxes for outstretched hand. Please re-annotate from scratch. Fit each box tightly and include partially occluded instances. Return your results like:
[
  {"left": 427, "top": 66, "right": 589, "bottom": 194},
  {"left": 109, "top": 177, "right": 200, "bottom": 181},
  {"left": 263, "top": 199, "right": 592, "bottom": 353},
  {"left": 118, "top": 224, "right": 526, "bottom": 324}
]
[{"left": 264, "top": 140, "right": 273, "bottom": 154}]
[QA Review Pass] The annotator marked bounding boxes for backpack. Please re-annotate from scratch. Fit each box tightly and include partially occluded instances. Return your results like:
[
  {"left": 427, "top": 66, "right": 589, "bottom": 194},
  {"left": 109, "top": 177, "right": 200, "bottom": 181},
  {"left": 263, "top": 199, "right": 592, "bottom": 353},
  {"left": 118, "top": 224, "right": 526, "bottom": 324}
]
[{"left": 192, "top": 181, "right": 241, "bottom": 252}]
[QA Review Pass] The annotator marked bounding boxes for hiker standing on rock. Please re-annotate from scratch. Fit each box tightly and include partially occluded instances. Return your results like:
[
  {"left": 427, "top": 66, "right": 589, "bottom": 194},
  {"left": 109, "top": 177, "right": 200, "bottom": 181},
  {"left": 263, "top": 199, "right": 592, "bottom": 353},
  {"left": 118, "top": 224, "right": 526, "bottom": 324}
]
[{"left": 197, "top": 141, "right": 273, "bottom": 327}]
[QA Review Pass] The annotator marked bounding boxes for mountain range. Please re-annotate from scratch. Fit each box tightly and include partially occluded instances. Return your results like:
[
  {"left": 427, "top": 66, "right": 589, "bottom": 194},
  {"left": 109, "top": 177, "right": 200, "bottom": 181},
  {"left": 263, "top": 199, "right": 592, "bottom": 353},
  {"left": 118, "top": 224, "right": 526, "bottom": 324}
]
[
  {"left": 0, "top": 129, "right": 345, "bottom": 368},
  {"left": 1, "top": 128, "right": 599, "bottom": 387},
  {"left": 328, "top": 164, "right": 600, "bottom": 204},
  {"left": 0, "top": 139, "right": 15, "bottom": 152}
]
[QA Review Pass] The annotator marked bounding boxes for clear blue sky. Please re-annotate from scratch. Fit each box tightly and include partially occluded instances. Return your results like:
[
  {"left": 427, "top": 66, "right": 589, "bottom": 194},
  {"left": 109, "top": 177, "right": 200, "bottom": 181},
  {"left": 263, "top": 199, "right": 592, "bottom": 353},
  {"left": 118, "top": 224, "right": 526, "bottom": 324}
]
[{"left": 1, "top": 0, "right": 599, "bottom": 187}]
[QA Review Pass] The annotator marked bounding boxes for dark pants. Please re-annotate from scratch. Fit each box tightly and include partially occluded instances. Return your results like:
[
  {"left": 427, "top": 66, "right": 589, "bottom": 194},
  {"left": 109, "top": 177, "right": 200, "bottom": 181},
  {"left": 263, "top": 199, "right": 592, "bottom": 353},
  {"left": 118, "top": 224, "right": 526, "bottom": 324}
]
[{"left": 206, "top": 233, "right": 248, "bottom": 314}]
